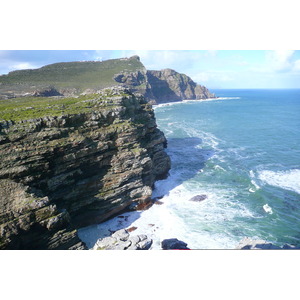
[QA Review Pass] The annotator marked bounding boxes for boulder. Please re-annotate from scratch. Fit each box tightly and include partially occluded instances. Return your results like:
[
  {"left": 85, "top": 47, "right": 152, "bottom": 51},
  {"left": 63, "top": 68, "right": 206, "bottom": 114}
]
[
  {"left": 112, "top": 229, "right": 129, "bottom": 241},
  {"left": 189, "top": 194, "right": 208, "bottom": 202},
  {"left": 94, "top": 229, "right": 152, "bottom": 250},
  {"left": 161, "top": 238, "right": 190, "bottom": 250}
]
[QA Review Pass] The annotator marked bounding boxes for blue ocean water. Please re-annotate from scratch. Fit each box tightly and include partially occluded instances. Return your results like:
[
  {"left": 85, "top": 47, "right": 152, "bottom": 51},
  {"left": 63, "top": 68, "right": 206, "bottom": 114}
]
[{"left": 78, "top": 89, "right": 300, "bottom": 249}]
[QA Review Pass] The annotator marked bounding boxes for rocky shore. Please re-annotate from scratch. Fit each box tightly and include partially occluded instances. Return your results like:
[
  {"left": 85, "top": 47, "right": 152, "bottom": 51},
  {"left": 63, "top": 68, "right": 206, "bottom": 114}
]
[{"left": 91, "top": 227, "right": 190, "bottom": 250}]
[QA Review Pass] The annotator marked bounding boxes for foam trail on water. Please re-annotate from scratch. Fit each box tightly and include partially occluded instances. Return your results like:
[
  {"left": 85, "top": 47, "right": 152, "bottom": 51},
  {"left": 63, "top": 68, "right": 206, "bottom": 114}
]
[
  {"left": 248, "top": 170, "right": 261, "bottom": 192},
  {"left": 153, "top": 96, "right": 240, "bottom": 110},
  {"left": 258, "top": 169, "right": 300, "bottom": 194},
  {"left": 182, "top": 97, "right": 241, "bottom": 103}
]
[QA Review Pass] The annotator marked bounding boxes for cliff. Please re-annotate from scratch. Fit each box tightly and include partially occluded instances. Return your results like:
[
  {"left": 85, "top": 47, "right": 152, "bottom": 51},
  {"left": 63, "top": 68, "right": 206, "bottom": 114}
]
[
  {"left": 145, "top": 69, "right": 215, "bottom": 103},
  {"left": 0, "top": 87, "right": 170, "bottom": 249},
  {"left": 0, "top": 56, "right": 215, "bottom": 104}
]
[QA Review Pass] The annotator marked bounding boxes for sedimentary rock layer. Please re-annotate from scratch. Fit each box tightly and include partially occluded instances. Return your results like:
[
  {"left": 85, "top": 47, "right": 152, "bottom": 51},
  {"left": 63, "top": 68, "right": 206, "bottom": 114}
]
[{"left": 0, "top": 87, "right": 170, "bottom": 249}]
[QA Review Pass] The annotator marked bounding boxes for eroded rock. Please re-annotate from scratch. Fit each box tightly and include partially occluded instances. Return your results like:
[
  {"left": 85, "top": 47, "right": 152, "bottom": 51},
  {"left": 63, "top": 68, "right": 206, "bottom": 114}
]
[
  {"left": 0, "top": 88, "right": 170, "bottom": 249},
  {"left": 189, "top": 195, "right": 208, "bottom": 202},
  {"left": 94, "top": 229, "right": 152, "bottom": 250},
  {"left": 161, "top": 238, "right": 190, "bottom": 250}
]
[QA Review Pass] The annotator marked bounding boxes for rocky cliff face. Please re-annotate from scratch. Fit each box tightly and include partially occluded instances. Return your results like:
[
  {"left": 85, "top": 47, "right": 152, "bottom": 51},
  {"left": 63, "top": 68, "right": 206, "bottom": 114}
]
[
  {"left": 0, "top": 56, "right": 216, "bottom": 104},
  {"left": 0, "top": 87, "right": 171, "bottom": 249},
  {"left": 146, "top": 69, "right": 215, "bottom": 103},
  {"left": 114, "top": 64, "right": 215, "bottom": 104}
]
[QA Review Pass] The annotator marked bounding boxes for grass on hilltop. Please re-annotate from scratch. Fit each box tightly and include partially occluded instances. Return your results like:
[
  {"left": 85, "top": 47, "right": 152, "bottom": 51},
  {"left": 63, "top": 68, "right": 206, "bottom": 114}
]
[
  {"left": 0, "top": 57, "right": 145, "bottom": 94},
  {"left": 0, "top": 94, "right": 103, "bottom": 122}
]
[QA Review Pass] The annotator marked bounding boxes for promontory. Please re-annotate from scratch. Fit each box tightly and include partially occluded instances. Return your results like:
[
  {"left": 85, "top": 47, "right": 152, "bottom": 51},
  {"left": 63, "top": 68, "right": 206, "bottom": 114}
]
[{"left": 0, "top": 56, "right": 215, "bottom": 249}]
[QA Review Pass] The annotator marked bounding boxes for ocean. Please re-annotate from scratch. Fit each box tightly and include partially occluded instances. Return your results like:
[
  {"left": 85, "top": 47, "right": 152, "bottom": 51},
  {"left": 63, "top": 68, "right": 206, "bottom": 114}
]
[{"left": 78, "top": 89, "right": 300, "bottom": 249}]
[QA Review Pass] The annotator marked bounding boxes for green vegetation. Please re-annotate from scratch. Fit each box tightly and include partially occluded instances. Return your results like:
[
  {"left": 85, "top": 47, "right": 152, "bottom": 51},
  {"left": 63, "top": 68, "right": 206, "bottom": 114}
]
[
  {"left": 0, "top": 94, "right": 99, "bottom": 122},
  {"left": 0, "top": 88, "right": 140, "bottom": 123},
  {"left": 0, "top": 56, "right": 145, "bottom": 95}
]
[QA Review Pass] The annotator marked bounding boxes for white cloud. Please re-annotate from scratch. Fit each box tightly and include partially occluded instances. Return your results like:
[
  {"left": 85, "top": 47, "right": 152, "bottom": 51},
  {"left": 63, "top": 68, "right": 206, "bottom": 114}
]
[
  {"left": 116, "top": 50, "right": 216, "bottom": 71},
  {"left": 266, "top": 50, "right": 295, "bottom": 72},
  {"left": 0, "top": 59, "right": 39, "bottom": 75},
  {"left": 10, "top": 62, "right": 37, "bottom": 70},
  {"left": 192, "top": 71, "right": 234, "bottom": 84},
  {"left": 292, "top": 59, "right": 300, "bottom": 71}
]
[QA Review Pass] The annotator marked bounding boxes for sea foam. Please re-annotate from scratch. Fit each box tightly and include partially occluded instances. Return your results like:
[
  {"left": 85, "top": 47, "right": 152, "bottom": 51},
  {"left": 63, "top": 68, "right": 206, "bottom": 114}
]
[
  {"left": 153, "top": 96, "right": 240, "bottom": 110},
  {"left": 258, "top": 169, "right": 300, "bottom": 194}
]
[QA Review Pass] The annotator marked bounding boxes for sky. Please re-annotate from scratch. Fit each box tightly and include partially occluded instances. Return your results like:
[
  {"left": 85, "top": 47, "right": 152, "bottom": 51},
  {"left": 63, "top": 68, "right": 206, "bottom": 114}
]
[{"left": 1, "top": 50, "right": 300, "bottom": 89}]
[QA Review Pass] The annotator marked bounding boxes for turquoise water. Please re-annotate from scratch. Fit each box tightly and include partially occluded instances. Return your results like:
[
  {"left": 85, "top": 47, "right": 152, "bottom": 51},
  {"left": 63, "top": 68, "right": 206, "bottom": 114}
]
[
  {"left": 151, "top": 89, "right": 300, "bottom": 248},
  {"left": 78, "top": 89, "right": 300, "bottom": 249}
]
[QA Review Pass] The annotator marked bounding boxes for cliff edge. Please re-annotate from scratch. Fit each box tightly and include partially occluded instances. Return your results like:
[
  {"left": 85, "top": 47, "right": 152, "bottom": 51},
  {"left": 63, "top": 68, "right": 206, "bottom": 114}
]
[{"left": 0, "top": 87, "right": 170, "bottom": 249}]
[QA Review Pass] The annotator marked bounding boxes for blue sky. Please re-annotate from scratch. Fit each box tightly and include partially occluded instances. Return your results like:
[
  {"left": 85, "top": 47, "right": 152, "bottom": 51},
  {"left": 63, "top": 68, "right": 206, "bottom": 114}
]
[{"left": 1, "top": 50, "right": 300, "bottom": 89}]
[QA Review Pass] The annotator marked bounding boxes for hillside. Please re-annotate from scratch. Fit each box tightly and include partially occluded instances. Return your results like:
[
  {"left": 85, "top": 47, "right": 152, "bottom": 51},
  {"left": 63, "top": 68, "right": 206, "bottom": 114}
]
[
  {"left": 0, "top": 56, "right": 215, "bottom": 103},
  {"left": 0, "top": 56, "right": 145, "bottom": 98}
]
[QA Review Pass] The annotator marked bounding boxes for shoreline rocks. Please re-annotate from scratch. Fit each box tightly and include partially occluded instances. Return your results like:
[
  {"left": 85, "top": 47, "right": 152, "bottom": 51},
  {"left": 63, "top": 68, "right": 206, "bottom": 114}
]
[
  {"left": 93, "top": 229, "right": 153, "bottom": 250},
  {"left": 189, "top": 194, "right": 208, "bottom": 202},
  {"left": 161, "top": 238, "right": 190, "bottom": 250}
]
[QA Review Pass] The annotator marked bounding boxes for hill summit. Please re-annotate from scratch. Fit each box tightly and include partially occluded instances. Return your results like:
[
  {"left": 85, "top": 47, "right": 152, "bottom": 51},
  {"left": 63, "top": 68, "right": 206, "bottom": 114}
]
[{"left": 0, "top": 55, "right": 215, "bottom": 103}]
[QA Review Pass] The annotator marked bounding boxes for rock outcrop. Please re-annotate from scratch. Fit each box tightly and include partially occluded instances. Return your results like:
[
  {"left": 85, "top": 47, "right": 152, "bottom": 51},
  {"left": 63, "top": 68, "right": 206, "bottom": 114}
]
[
  {"left": 189, "top": 194, "right": 208, "bottom": 202},
  {"left": 32, "top": 87, "right": 63, "bottom": 97},
  {"left": 161, "top": 238, "right": 190, "bottom": 250},
  {"left": 145, "top": 69, "right": 215, "bottom": 103},
  {"left": 0, "top": 56, "right": 216, "bottom": 104},
  {"left": 113, "top": 64, "right": 216, "bottom": 104},
  {"left": 93, "top": 229, "right": 152, "bottom": 250},
  {"left": 0, "top": 87, "right": 171, "bottom": 249}
]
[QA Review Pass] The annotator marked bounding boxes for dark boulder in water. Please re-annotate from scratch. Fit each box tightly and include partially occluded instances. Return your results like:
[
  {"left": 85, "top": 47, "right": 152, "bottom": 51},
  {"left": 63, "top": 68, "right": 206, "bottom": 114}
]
[
  {"left": 161, "top": 238, "right": 190, "bottom": 250},
  {"left": 189, "top": 194, "right": 208, "bottom": 202}
]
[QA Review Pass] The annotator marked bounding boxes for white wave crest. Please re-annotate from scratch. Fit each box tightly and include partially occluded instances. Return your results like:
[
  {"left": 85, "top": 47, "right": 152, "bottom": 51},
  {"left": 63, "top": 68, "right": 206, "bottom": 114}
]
[
  {"left": 213, "top": 97, "right": 241, "bottom": 100},
  {"left": 263, "top": 204, "right": 273, "bottom": 214},
  {"left": 153, "top": 96, "right": 240, "bottom": 109},
  {"left": 248, "top": 170, "right": 261, "bottom": 192},
  {"left": 182, "top": 97, "right": 240, "bottom": 103},
  {"left": 258, "top": 169, "right": 300, "bottom": 194}
]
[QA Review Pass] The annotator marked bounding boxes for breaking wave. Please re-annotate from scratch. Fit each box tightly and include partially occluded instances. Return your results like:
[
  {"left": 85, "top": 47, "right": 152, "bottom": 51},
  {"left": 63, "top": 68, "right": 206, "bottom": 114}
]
[{"left": 258, "top": 169, "right": 300, "bottom": 194}]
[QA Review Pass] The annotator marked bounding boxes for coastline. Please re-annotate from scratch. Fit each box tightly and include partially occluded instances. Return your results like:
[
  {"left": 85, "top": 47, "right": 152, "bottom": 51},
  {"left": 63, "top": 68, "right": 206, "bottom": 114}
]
[
  {"left": 153, "top": 97, "right": 241, "bottom": 109},
  {"left": 79, "top": 89, "right": 300, "bottom": 250}
]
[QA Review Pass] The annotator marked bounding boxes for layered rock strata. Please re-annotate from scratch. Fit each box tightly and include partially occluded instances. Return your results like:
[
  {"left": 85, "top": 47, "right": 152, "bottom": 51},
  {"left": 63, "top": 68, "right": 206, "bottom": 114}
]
[
  {"left": 93, "top": 229, "right": 152, "bottom": 250},
  {"left": 114, "top": 66, "right": 216, "bottom": 104},
  {"left": 145, "top": 69, "right": 215, "bottom": 103},
  {"left": 0, "top": 87, "right": 171, "bottom": 249}
]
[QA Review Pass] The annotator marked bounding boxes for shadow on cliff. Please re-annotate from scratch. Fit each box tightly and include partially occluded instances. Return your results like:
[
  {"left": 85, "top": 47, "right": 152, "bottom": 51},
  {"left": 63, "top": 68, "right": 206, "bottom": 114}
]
[
  {"left": 77, "top": 210, "right": 143, "bottom": 248},
  {"left": 77, "top": 137, "right": 214, "bottom": 248},
  {"left": 152, "top": 136, "right": 214, "bottom": 198},
  {"left": 146, "top": 71, "right": 181, "bottom": 102}
]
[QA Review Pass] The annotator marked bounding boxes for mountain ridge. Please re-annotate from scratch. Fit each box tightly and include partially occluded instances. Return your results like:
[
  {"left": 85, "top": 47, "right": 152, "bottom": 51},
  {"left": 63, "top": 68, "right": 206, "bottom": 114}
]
[{"left": 0, "top": 56, "right": 216, "bottom": 103}]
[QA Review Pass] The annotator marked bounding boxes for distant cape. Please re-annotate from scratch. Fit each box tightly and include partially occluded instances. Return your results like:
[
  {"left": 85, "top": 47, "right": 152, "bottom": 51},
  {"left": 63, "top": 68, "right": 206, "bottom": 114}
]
[{"left": 0, "top": 55, "right": 216, "bottom": 103}]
